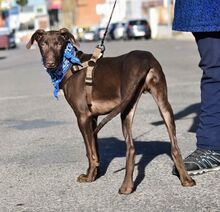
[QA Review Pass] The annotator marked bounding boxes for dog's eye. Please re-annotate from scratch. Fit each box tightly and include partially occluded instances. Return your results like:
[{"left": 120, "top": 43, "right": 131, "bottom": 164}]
[
  {"left": 55, "top": 42, "right": 62, "bottom": 47},
  {"left": 40, "top": 42, "right": 46, "bottom": 47}
]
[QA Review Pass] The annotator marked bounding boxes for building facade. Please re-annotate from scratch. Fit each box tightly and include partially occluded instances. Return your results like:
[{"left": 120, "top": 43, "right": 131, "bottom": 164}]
[{"left": 75, "top": 0, "right": 104, "bottom": 27}]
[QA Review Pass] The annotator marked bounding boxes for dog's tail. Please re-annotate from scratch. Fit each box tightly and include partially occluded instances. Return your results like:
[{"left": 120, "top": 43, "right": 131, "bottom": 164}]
[{"left": 93, "top": 72, "right": 147, "bottom": 135}]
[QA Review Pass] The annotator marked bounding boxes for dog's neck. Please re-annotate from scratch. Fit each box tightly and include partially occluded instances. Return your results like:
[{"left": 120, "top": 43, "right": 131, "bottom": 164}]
[{"left": 59, "top": 51, "right": 93, "bottom": 88}]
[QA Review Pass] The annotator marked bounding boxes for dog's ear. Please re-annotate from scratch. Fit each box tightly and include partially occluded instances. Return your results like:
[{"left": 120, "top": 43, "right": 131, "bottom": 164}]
[
  {"left": 26, "top": 29, "right": 45, "bottom": 49},
  {"left": 59, "top": 28, "right": 80, "bottom": 49}
]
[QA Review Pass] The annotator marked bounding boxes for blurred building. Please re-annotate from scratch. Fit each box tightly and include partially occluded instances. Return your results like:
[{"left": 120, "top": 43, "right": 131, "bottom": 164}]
[
  {"left": 98, "top": 0, "right": 173, "bottom": 23},
  {"left": 0, "top": 0, "right": 50, "bottom": 31},
  {"left": 0, "top": 0, "right": 50, "bottom": 43},
  {"left": 19, "top": 4, "right": 49, "bottom": 31},
  {"left": 69, "top": 0, "right": 104, "bottom": 28},
  {"left": 141, "top": 0, "right": 174, "bottom": 38},
  {"left": 60, "top": 0, "right": 174, "bottom": 34}
]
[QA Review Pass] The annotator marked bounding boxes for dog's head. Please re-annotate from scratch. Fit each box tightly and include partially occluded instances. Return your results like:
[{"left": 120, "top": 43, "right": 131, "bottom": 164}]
[{"left": 26, "top": 28, "right": 80, "bottom": 69}]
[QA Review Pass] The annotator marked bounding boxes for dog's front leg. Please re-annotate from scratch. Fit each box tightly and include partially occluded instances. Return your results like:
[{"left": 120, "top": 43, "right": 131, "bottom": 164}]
[{"left": 77, "top": 114, "right": 99, "bottom": 183}]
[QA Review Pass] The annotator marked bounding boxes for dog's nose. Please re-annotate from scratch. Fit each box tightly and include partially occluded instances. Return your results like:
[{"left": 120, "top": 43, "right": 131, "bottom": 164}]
[{"left": 46, "top": 61, "right": 56, "bottom": 68}]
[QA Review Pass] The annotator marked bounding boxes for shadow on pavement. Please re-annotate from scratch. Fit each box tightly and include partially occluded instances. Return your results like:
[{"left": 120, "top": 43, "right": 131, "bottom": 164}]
[
  {"left": 151, "top": 103, "right": 200, "bottom": 133},
  {"left": 98, "top": 137, "right": 172, "bottom": 191},
  {"left": 2, "top": 118, "right": 67, "bottom": 130}
]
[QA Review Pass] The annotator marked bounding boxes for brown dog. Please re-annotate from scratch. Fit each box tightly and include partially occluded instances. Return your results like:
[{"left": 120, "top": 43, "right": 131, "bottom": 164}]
[{"left": 27, "top": 28, "right": 195, "bottom": 194}]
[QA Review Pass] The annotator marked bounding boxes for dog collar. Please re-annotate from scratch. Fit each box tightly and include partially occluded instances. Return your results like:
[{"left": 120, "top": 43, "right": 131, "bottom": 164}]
[{"left": 46, "top": 42, "right": 81, "bottom": 99}]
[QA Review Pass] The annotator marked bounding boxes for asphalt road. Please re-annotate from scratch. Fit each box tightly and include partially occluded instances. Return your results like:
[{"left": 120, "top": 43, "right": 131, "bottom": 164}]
[{"left": 0, "top": 38, "right": 220, "bottom": 212}]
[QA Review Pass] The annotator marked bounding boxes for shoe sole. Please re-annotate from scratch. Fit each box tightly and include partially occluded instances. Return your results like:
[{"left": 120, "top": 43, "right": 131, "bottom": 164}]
[{"left": 188, "top": 166, "right": 220, "bottom": 176}]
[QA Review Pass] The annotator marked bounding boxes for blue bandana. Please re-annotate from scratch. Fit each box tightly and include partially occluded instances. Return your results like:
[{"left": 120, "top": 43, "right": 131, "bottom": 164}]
[{"left": 46, "top": 42, "right": 81, "bottom": 99}]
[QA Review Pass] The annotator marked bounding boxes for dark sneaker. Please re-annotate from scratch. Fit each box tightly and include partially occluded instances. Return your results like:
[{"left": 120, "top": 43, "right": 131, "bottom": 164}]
[{"left": 173, "top": 148, "right": 220, "bottom": 176}]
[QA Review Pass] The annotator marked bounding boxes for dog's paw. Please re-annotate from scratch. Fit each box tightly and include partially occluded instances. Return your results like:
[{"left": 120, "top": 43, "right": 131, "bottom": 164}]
[
  {"left": 77, "top": 174, "right": 95, "bottom": 183},
  {"left": 118, "top": 186, "right": 133, "bottom": 195},
  {"left": 77, "top": 167, "right": 99, "bottom": 183},
  {"left": 182, "top": 177, "right": 196, "bottom": 187}
]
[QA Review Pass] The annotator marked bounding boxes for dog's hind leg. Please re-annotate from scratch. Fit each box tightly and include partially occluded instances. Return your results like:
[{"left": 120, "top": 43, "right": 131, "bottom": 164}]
[
  {"left": 77, "top": 114, "right": 100, "bottom": 183},
  {"left": 146, "top": 67, "right": 196, "bottom": 187},
  {"left": 119, "top": 93, "right": 142, "bottom": 194}
]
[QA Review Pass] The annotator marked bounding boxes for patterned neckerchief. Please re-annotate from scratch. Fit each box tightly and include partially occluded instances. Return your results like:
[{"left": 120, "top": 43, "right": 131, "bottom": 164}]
[{"left": 46, "top": 42, "right": 81, "bottom": 99}]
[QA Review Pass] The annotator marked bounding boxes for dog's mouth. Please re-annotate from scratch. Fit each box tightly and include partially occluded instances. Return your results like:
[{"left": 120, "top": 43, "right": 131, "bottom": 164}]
[
  {"left": 43, "top": 60, "right": 59, "bottom": 69},
  {"left": 45, "top": 64, "right": 57, "bottom": 69}
]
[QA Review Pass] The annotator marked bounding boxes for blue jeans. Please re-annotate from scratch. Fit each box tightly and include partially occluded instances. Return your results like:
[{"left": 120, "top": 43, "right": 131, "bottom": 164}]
[{"left": 193, "top": 32, "right": 220, "bottom": 151}]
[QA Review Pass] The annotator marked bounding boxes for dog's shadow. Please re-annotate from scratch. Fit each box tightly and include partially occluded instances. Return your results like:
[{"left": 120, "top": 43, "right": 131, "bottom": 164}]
[{"left": 98, "top": 137, "right": 172, "bottom": 190}]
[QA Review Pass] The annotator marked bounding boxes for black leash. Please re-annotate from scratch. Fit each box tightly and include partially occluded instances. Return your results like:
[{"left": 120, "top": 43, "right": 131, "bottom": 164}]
[{"left": 98, "top": 0, "right": 118, "bottom": 50}]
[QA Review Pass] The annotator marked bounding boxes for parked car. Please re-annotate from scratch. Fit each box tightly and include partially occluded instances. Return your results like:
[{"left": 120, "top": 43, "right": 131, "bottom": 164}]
[
  {"left": 108, "top": 22, "right": 125, "bottom": 40},
  {"left": 93, "top": 27, "right": 105, "bottom": 41},
  {"left": 123, "top": 19, "right": 151, "bottom": 40},
  {"left": 81, "top": 29, "right": 95, "bottom": 42},
  {"left": 0, "top": 27, "right": 16, "bottom": 49}
]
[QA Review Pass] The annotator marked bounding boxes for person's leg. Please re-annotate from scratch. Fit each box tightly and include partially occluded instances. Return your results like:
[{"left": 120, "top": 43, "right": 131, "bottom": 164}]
[
  {"left": 195, "top": 32, "right": 220, "bottom": 151},
  {"left": 174, "top": 32, "right": 220, "bottom": 176}
]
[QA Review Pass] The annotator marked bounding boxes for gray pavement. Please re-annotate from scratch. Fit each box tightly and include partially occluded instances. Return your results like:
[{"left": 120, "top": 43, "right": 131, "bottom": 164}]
[{"left": 0, "top": 39, "right": 220, "bottom": 212}]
